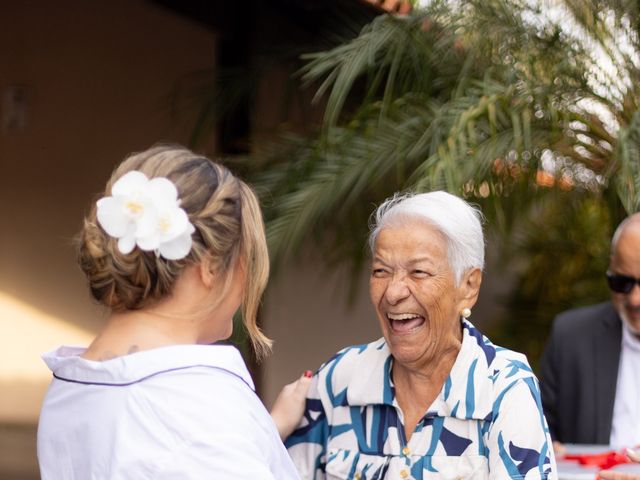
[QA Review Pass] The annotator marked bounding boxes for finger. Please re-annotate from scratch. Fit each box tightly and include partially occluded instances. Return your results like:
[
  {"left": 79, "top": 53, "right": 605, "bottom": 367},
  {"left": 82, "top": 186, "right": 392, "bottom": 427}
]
[
  {"left": 294, "top": 375, "right": 312, "bottom": 395},
  {"left": 600, "top": 470, "right": 638, "bottom": 480},
  {"left": 627, "top": 448, "right": 640, "bottom": 463},
  {"left": 599, "top": 471, "right": 618, "bottom": 480}
]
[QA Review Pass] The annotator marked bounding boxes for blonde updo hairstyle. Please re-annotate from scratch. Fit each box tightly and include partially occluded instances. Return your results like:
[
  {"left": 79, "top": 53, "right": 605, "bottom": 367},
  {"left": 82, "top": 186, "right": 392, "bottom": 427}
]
[{"left": 78, "top": 145, "right": 272, "bottom": 359}]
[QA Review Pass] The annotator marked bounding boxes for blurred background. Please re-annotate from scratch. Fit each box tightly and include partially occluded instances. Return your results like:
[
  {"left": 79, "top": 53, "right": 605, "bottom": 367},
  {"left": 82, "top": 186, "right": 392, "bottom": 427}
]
[{"left": 2, "top": 0, "right": 638, "bottom": 477}]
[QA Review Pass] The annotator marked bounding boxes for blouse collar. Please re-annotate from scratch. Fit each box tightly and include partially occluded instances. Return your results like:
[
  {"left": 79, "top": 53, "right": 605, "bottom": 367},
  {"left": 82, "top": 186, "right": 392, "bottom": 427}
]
[
  {"left": 345, "top": 320, "right": 501, "bottom": 421},
  {"left": 42, "top": 343, "right": 254, "bottom": 390}
]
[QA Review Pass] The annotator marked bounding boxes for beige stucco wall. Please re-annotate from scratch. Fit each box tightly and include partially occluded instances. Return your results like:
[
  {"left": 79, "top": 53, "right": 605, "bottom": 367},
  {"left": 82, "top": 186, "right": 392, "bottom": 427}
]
[
  {"left": 0, "top": 0, "right": 216, "bottom": 424},
  {"left": 261, "top": 261, "right": 380, "bottom": 407}
]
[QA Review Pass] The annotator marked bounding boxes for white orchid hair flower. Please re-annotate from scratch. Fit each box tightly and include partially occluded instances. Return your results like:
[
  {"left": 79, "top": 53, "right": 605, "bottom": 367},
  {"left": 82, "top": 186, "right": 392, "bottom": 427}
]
[{"left": 96, "top": 171, "right": 196, "bottom": 260}]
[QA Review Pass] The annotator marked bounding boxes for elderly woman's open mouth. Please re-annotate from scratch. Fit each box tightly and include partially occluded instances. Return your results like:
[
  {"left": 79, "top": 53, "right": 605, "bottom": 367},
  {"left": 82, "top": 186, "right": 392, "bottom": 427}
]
[{"left": 387, "top": 312, "right": 425, "bottom": 333}]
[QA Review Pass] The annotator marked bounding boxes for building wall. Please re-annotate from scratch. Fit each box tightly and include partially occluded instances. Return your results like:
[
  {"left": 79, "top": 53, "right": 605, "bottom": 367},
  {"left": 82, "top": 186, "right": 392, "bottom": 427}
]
[
  {"left": 261, "top": 260, "right": 380, "bottom": 407},
  {"left": 0, "top": 0, "right": 216, "bottom": 425}
]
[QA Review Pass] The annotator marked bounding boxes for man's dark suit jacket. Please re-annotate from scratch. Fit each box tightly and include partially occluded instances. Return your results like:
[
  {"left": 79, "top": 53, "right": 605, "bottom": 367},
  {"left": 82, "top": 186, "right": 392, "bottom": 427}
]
[{"left": 540, "top": 301, "right": 622, "bottom": 444}]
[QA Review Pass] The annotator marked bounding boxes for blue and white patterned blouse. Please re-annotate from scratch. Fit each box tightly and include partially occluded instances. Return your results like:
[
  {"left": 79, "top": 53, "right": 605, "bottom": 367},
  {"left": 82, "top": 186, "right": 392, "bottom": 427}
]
[{"left": 286, "top": 320, "right": 556, "bottom": 479}]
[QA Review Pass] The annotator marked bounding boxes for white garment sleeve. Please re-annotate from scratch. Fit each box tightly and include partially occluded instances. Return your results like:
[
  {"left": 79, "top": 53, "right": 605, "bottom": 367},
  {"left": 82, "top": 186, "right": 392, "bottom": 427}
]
[{"left": 487, "top": 378, "right": 557, "bottom": 480}]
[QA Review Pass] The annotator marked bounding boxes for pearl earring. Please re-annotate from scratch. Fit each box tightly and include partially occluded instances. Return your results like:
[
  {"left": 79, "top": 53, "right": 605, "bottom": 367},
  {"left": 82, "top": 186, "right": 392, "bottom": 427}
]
[{"left": 461, "top": 308, "right": 471, "bottom": 319}]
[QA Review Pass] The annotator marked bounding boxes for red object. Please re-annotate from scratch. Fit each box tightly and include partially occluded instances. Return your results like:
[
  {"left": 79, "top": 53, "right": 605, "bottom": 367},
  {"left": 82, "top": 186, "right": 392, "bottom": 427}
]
[
  {"left": 564, "top": 450, "right": 631, "bottom": 470},
  {"left": 304, "top": 370, "right": 313, "bottom": 378}
]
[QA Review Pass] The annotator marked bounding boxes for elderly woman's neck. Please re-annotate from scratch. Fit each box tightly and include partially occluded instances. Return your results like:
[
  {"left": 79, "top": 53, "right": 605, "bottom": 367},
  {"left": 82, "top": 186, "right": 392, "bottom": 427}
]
[
  {"left": 392, "top": 342, "right": 461, "bottom": 440},
  {"left": 393, "top": 342, "right": 460, "bottom": 388}
]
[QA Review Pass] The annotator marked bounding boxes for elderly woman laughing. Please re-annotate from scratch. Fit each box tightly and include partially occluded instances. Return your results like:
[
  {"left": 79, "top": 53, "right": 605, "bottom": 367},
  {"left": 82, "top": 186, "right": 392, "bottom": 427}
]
[{"left": 285, "top": 192, "right": 556, "bottom": 479}]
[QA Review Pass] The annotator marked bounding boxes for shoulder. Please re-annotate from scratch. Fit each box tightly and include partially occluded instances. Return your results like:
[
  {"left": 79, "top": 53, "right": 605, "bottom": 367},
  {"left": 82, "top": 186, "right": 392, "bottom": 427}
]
[
  {"left": 470, "top": 337, "right": 543, "bottom": 418},
  {"left": 463, "top": 321, "right": 533, "bottom": 379},
  {"left": 148, "top": 361, "right": 255, "bottom": 397},
  {"left": 315, "top": 339, "right": 389, "bottom": 407},
  {"left": 552, "top": 301, "right": 615, "bottom": 333},
  {"left": 462, "top": 322, "right": 537, "bottom": 391},
  {"left": 141, "top": 364, "right": 271, "bottom": 433},
  {"left": 145, "top": 367, "right": 282, "bottom": 461},
  {"left": 318, "top": 339, "right": 385, "bottom": 380},
  {"left": 490, "top": 346, "right": 537, "bottom": 390},
  {"left": 131, "top": 344, "right": 257, "bottom": 403}
]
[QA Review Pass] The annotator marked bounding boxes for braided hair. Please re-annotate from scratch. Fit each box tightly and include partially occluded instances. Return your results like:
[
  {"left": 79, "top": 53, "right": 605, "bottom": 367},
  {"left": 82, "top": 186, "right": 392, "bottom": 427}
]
[{"left": 78, "top": 145, "right": 272, "bottom": 359}]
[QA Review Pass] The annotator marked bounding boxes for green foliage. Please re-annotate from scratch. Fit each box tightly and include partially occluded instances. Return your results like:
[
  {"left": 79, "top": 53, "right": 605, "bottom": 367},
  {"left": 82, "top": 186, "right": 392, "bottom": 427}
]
[
  {"left": 225, "top": 0, "right": 640, "bottom": 366},
  {"left": 485, "top": 193, "right": 621, "bottom": 370}
]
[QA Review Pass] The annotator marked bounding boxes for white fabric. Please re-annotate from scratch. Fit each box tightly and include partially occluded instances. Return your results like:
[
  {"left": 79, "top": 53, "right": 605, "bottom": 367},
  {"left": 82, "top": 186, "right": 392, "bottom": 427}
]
[
  {"left": 610, "top": 324, "right": 640, "bottom": 448},
  {"left": 37, "top": 344, "right": 300, "bottom": 480}
]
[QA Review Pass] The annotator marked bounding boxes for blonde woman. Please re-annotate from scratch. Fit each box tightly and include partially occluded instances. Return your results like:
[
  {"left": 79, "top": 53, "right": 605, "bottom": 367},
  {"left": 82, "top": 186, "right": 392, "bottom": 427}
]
[{"left": 37, "top": 146, "right": 300, "bottom": 479}]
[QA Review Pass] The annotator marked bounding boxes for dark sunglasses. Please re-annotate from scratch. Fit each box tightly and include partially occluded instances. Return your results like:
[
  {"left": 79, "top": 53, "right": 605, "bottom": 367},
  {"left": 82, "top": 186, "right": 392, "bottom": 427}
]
[{"left": 606, "top": 271, "right": 640, "bottom": 294}]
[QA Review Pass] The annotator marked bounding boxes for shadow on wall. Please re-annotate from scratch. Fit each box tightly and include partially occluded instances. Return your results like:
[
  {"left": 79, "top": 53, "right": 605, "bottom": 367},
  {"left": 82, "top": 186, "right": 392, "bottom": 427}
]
[
  {"left": 0, "top": 291, "right": 95, "bottom": 479},
  {"left": 0, "top": 424, "right": 39, "bottom": 480},
  {"left": 0, "top": 291, "right": 95, "bottom": 423}
]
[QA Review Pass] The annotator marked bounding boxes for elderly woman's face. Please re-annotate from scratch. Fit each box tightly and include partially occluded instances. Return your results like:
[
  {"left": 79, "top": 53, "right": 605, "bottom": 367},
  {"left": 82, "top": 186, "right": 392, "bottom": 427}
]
[{"left": 370, "top": 220, "right": 467, "bottom": 368}]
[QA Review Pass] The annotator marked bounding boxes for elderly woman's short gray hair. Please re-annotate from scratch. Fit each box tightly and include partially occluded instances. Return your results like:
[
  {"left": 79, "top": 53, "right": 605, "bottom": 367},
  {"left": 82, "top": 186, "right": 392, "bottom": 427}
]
[{"left": 369, "top": 191, "right": 485, "bottom": 285}]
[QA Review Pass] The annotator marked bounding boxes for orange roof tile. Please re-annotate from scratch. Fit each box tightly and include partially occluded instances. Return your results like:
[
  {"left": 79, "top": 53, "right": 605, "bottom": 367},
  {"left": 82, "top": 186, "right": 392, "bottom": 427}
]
[{"left": 362, "top": 0, "right": 413, "bottom": 15}]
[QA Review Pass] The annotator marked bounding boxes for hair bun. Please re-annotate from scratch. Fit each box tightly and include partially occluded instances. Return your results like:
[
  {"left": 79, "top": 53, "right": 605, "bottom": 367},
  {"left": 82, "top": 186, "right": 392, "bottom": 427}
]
[{"left": 76, "top": 145, "right": 272, "bottom": 359}]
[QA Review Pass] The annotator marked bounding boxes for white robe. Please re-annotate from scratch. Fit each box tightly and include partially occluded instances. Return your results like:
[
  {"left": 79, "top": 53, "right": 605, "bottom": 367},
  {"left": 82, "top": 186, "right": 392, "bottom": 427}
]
[{"left": 38, "top": 343, "right": 300, "bottom": 480}]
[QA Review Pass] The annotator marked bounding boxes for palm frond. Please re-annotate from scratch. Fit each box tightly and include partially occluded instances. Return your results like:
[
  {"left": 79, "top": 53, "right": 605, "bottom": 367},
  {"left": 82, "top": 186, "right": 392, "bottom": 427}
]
[
  {"left": 226, "top": 0, "right": 640, "bottom": 318},
  {"left": 614, "top": 110, "right": 640, "bottom": 212}
]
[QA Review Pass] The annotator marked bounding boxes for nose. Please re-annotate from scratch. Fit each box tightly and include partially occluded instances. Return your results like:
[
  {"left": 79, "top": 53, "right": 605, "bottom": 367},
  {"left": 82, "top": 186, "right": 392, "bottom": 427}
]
[{"left": 385, "top": 274, "right": 410, "bottom": 305}]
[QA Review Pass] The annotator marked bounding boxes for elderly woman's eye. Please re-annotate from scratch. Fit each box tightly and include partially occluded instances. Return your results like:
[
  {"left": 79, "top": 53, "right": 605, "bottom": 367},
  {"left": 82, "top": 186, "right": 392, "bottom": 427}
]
[
  {"left": 372, "top": 268, "right": 388, "bottom": 277},
  {"left": 412, "top": 270, "right": 429, "bottom": 277}
]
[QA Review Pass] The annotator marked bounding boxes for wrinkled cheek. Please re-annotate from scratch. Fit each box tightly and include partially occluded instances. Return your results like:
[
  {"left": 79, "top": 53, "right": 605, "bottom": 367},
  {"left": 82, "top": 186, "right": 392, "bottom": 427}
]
[
  {"left": 369, "top": 282, "right": 383, "bottom": 306},
  {"left": 612, "top": 295, "right": 624, "bottom": 312},
  {"left": 425, "top": 301, "right": 459, "bottom": 346},
  {"left": 428, "top": 302, "right": 450, "bottom": 332},
  {"left": 423, "top": 321, "right": 444, "bottom": 356},
  {"left": 369, "top": 286, "right": 387, "bottom": 323}
]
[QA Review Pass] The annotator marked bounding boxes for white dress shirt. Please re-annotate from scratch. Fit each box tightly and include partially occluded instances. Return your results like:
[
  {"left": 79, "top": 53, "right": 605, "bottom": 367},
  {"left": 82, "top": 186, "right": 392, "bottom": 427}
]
[
  {"left": 610, "top": 323, "right": 640, "bottom": 448},
  {"left": 37, "top": 344, "right": 300, "bottom": 480}
]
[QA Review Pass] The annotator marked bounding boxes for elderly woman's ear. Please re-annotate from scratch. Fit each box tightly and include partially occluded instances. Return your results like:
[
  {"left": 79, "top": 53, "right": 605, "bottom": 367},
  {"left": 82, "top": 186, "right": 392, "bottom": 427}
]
[{"left": 458, "top": 268, "right": 483, "bottom": 310}]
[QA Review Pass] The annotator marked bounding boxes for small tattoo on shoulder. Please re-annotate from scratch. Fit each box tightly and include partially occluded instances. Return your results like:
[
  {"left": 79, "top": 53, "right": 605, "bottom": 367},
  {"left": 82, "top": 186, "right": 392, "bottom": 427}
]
[
  {"left": 128, "top": 345, "right": 140, "bottom": 354},
  {"left": 101, "top": 351, "right": 117, "bottom": 361}
]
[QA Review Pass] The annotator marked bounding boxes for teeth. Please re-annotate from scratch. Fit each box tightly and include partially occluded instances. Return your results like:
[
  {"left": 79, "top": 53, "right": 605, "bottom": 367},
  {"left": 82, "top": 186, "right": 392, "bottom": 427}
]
[{"left": 387, "top": 313, "right": 421, "bottom": 321}]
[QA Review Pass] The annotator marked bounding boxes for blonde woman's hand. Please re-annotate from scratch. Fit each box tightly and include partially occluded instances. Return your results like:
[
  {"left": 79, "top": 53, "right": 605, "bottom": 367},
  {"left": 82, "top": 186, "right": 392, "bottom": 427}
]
[{"left": 270, "top": 371, "right": 313, "bottom": 441}]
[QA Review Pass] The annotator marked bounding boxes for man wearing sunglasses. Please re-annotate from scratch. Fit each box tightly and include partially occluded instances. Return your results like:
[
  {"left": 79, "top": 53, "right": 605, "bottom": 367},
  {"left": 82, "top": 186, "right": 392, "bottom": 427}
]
[{"left": 540, "top": 213, "right": 640, "bottom": 453}]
